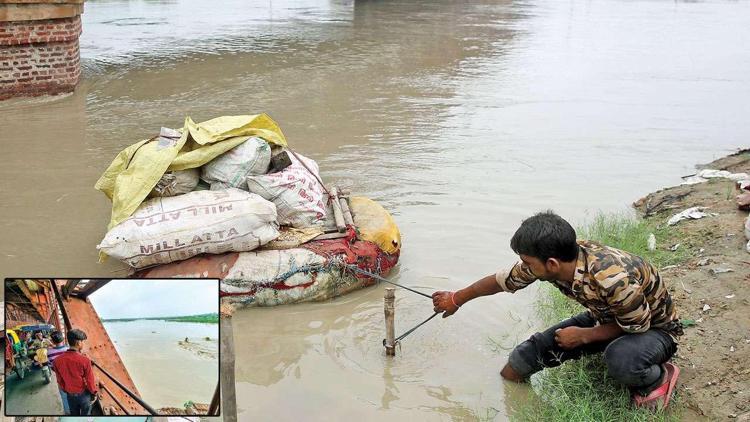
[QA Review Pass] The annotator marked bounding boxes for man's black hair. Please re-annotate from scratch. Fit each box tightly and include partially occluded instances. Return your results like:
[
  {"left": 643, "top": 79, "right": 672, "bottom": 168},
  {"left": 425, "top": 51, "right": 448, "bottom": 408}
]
[
  {"left": 51, "top": 330, "right": 65, "bottom": 345},
  {"left": 510, "top": 210, "right": 578, "bottom": 263},
  {"left": 67, "top": 328, "right": 87, "bottom": 347}
]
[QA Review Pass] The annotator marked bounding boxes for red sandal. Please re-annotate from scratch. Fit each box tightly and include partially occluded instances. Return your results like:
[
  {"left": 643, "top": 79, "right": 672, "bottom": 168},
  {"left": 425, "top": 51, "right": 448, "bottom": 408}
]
[{"left": 633, "top": 362, "right": 680, "bottom": 410}]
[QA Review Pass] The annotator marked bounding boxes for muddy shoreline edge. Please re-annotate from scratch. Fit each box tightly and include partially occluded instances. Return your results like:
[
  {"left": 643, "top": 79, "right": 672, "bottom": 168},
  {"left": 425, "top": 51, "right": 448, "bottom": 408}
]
[{"left": 633, "top": 149, "right": 750, "bottom": 420}]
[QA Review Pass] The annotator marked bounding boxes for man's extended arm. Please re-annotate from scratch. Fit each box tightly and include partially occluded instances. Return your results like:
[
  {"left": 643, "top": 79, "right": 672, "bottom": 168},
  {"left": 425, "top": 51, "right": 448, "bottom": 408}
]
[
  {"left": 432, "top": 273, "right": 504, "bottom": 317},
  {"left": 454, "top": 274, "right": 503, "bottom": 305}
]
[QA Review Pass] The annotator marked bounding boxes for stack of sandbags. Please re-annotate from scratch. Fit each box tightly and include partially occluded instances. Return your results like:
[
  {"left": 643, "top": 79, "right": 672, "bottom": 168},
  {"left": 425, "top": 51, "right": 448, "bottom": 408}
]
[
  {"left": 201, "top": 140, "right": 328, "bottom": 228},
  {"left": 96, "top": 115, "right": 330, "bottom": 270}
]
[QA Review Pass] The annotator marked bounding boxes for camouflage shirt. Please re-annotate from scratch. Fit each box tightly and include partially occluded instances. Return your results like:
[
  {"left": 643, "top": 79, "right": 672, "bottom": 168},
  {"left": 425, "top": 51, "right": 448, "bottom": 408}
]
[{"left": 496, "top": 240, "right": 682, "bottom": 340}]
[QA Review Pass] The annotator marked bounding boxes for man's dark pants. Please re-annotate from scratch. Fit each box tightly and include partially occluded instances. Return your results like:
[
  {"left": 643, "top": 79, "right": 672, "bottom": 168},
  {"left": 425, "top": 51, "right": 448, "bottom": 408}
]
[
  {"left": 66, "top": 391, "right": 93, "bottom": 415},
  {"left": 508, "top": 312, "right": 677, "bottom": 395}
]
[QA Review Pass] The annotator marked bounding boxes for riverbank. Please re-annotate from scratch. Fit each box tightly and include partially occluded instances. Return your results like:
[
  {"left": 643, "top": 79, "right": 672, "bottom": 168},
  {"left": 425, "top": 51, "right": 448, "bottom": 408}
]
[
  {"left": 633, "top": 150, "right": 750, "bottom": 420},
  {"left": 103, "top": 313, "right": 218, "bottom": 324},
  {"left": 512, "top": 149, "right": 749, "bottom": 421}
]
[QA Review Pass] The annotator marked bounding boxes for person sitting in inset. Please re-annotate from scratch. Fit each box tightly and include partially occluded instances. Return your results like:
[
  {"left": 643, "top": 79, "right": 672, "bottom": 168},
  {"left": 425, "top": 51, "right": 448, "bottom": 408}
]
[
  {"left": 27, "top": 331, "right": 52, "bottom": 358},
  {"left": 52, "top": 329, "right": 99, "bottom": 416},
  {"left": 47, "top": 330, "right": 71, "bottom": 415}
]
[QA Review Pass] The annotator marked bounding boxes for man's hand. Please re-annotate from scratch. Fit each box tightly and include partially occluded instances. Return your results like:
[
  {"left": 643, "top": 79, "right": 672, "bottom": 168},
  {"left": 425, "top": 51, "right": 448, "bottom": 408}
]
[
  {"left": 432, "top": 291, "right": 459, "bottom": 318},
  {"left": 554, "top": 326, "right": 589, "bottom": 350}
]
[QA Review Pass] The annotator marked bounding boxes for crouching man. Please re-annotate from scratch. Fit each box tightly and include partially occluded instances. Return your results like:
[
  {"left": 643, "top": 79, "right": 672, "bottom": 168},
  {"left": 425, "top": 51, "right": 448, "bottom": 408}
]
[{"left": 432, "top": 211, "right": 682, "bottom": 409}]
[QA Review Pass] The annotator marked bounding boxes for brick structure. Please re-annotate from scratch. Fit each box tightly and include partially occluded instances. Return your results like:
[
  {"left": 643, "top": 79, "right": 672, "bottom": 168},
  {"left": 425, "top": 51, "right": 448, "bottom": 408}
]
[{"left": 0, "top": 0, "right": 84, "bottom": 100}]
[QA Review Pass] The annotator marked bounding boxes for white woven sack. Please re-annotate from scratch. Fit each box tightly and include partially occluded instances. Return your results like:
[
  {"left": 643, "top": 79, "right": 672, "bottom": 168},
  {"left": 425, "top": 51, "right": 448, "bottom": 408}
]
[
  {"left": 202, "top": 137, "right": 271, "bottom": 190},
  {"left": 98, "top": 188, "right": 279, "bottom": 268},
  {"left": 246, "top": 152, "right": 326, "bottom": 228}
]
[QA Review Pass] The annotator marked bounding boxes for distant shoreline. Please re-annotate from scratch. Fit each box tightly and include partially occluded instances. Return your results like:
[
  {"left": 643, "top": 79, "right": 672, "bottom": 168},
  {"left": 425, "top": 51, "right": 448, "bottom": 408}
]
[{"left": 102, "top": 313, "right": 218, "bottom": 324}]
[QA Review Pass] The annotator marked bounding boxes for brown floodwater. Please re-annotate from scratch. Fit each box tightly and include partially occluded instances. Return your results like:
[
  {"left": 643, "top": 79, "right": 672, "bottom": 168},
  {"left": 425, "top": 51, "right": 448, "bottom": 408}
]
[{"left": 1, "top": 0, "right": 749, "bottom": 420}]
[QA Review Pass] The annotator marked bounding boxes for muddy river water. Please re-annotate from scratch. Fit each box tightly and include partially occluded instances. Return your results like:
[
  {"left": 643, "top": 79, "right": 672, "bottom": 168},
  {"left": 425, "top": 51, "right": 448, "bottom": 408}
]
[
  {"left": 104, "top": 320, "right": 218, "bottom": 410},
  {"left": 1, "top": 0, "right": 750, "bottom": 420}
]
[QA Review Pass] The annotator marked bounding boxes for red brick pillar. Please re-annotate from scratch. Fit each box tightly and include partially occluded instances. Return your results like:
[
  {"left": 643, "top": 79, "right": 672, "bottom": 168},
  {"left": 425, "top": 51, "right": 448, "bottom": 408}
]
[{"left": 0, "top": 0, "right": 84, "bottom": 100}]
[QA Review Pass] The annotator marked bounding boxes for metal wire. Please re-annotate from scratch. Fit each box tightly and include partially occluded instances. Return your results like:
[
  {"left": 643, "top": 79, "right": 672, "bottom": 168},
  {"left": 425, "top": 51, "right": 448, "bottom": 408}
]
[
  {"left": 344, "top": 264, "right": 433, "bottom": 299},
  {"left": 346, "top": 265, "right": 443, "bottom": 345},
  {"left": 382, "top": 312, "right": 441, "bottom": 347}
]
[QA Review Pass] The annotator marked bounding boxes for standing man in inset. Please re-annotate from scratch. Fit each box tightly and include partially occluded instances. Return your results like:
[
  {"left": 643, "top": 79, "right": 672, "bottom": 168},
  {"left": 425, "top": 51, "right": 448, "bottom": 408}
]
[
  {"left": 432, "top": 211, "right": 682, "bottom": 409},
  {"left": 52, "top": 329, "right": 99, "bottom": 415}
]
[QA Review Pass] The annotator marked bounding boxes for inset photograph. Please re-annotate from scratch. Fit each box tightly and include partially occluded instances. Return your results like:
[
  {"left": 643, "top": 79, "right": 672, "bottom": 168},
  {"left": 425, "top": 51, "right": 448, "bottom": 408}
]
[{"left": 3, "top": 278, "right": 219, "bottom": 417}]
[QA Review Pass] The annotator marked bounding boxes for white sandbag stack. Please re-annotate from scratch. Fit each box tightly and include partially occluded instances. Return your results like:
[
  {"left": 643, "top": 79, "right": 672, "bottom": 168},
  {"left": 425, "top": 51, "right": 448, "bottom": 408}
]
[
  {"left": 98, "top": 188, "right": 279, "bottom": 268},
  {"left": 246, "top": 152, "right": 327, "bottom": 228},
  {"left": 202, "top": 136, "right": 271, "bottom": 190}
]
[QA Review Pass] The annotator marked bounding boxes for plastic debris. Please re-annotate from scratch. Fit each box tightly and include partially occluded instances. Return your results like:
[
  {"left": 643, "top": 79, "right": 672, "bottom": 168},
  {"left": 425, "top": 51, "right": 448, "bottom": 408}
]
[
  {"left": 696, "top": 258, "right": 711, "bottom": 266},
  {"left": 681, "top": 319, "right": 696, "bottom": 327},
  {"left": 725, "top": 294, "right": 735, "bottom": 299},
  {"left": 681, "top": 169, "right": 750, "bottom": 185},
  {"left": 702, "top": 304, "right": 711, "bottom": 312},
  {"left": 702, "top": 169, "right": 749, "bottom": 181},
  {"left": 670, "top": 243, "right": 681, "bottom": 251},
  {"left": 709, "top": 267, "right": 734, "bottom": 275},
  {"left": 681, "top": 176, "right": 708, "bottom": 185},
  {"left": 647, "top": 233, "right": 656, "bottom": 251},
  {"left": 667, "top": 206, "right": 709, "bottom": 226}
]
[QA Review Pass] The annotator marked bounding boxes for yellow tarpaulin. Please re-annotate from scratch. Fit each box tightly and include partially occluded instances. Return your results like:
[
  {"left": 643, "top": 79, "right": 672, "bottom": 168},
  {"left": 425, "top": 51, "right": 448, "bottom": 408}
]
[{"left": 95, "top": 113, "right": 288, "bottom": 231}]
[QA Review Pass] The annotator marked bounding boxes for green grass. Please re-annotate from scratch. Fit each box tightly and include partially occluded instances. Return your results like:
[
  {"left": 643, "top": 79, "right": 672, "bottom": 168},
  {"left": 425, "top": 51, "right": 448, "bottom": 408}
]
[{"left": 509, "top": 213, "right": 687, "bottom": 422}]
